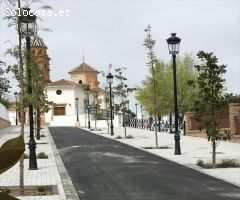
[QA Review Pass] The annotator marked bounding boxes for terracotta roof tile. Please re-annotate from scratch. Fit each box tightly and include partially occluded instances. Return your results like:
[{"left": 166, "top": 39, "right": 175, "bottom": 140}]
[
  {"left": 68, "top": 62, "right": 99, "bottom": 74},
  {"left": 47, "top": 79, "right": 77, "bottom": 86}
]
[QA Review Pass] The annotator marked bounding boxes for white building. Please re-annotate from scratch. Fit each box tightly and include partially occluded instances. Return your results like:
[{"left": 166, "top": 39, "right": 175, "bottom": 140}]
[{"left": 45, "top": 62, "right": 119, "bottom": 128}]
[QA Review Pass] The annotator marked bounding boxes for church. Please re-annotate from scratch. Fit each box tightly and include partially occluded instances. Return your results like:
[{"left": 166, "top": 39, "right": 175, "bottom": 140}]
[{"left": 31, "top": 35, "right": 116, "bottom": 128}]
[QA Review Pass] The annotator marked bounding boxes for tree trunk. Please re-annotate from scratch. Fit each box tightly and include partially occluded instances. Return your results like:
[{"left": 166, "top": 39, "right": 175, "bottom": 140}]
[
  {"left": 123, "top": 113, "right": 127, "bottom": 138},
  {"left": 212, "top": 140, "right": 216, "bottom": 168}
]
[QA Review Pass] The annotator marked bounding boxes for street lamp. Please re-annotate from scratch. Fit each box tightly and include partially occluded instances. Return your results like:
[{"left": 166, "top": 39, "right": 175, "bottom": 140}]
[
  {"left": 107, "top": 73, "right": 114, "bottom": 136},
  {"left": 84, "top": 85, "right": 91, "bottom": 129},
  {"left": 20, "top": 7, "right": 38, "bottom": 169},
  {"left": 135, "top": 103, "right": 138, "bottom": 128},
  {"left": 140, "top": 105, "right": 143, "bottom": 129},
  {"left": 14, "top": 92, "right": 18, "bottom": 126},
  {"left": 167, "top": 33, "right": 181, "bottom": 155},
  {"left": 75, "top": 97, "right": 79, "bottom": 122}
]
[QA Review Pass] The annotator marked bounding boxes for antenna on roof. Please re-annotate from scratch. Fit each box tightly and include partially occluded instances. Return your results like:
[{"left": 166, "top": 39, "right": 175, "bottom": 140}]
[{"left": 82, "top": 50, "right": 86, "bottom": 63}]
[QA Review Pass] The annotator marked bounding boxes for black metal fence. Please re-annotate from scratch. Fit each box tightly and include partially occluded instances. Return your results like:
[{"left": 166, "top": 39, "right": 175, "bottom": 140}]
[{"left": 124, "top": 116, "right": 186, "bottom": 135}]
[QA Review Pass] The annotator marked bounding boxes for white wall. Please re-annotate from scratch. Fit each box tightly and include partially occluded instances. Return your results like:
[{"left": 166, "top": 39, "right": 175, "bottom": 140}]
[{"left": 0, "top": 103, "right": 9, "bottom": 121}]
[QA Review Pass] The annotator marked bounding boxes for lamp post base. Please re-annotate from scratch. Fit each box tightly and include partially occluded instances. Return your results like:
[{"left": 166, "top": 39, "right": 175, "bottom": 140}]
[
  {"left": 28, "top": 139, "right": 38, "bottom": 170},
  {"left": 75, "top": 121, "right": 80, "bottom": 127},
  {"left": 174, "top": 134, "right": 181, "bottom": 155}
]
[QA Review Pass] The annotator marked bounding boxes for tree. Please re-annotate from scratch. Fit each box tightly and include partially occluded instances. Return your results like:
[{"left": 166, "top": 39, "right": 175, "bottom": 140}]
[
  {"left": 143, "top": 25, "right": 159, "bottom": 147},
  {"left": 0, "top": 61, "right": 11, "bottom": 99},
  {"left": 136, "top": 54, "right": 197, "bottom": 122},
  {"left": 3, "top": 0, "right": 51, "bottom": 194},
  {"left": 113, "top": 67, "right": 136, "bottom": 138},
  {"left": 189, "top": 51, "right": 231, "bottom": 168}
]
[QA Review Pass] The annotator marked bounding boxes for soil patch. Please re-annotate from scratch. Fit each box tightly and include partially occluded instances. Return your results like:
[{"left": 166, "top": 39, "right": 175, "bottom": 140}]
[{"left": 0, "top": 185, "right": 58, "bottom": 197}]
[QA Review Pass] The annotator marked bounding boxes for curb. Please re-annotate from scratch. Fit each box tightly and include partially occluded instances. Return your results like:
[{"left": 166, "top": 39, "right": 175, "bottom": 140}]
[{"left": 47, "top": 128, "right": 80, "bottom": 200}]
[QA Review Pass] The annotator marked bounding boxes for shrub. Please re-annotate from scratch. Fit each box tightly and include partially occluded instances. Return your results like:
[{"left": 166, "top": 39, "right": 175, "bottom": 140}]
[
  {"left": 40, "top": 134, "right": 46, "bottom": 137},
  {"left": 38, "top": 186, "right": 46, "bottom": 195},
  {"left": 196, "top": 159, "right": 204, "bottom": 168},
  {"left": 196, "top": 159, "right": 240, "bottom": 169},
  {"left": 216, "top": 159, "right": 240, "bottom": 168},
  {"left": 37, "top": 152, "right": 48, "bottom": 159},
  {"left": 126, "top": 135, "right": 134, "bottom": 139},
  {"left": 115, "top": 135, "right": 122, "bottom": 139}
]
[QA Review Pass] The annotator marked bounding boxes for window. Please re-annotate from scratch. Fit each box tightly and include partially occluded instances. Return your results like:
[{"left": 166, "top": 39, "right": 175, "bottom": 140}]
[{"left": 54, "top": 106, "right": 65, "bottom": 116}]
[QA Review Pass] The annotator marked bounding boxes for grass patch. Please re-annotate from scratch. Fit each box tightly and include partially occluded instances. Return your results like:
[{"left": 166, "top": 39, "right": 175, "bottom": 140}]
[{"left": 196, "top": 159, "right": 240, "bottom": 169}]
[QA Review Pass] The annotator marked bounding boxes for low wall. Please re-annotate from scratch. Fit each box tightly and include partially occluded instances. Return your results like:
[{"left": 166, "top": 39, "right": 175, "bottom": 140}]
[
  {"left": 0, "top": 117, "right": 11, "bottom": 129},
  {"left": 0, "top": 103, "right": 10, "bottom": 129}
]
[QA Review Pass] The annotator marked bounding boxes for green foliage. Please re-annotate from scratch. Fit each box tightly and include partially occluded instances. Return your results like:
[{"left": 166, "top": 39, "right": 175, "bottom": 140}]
[
  {"left": 0, "top": 98, "right": 11, "bottom": 109},
  {"left": 196, "top": 159, "right": 240, "bottom": 168},
  {"left": 220, "top": 93, "right": 240, "bottom": 106},
  {"left": 189, "top": 51, "right": 231, "bottom": 167},
  {"left": 136, "top": 54, "right": 197, "bottom": 116},
  {"left": 113, "top": 67, "right": 136, "bottom": 113},
  {"left": 0, "top": 62, "right": 11, "bottom": 99},
  {"left": 189, "top": 51, "right": 227, "bottom": 134}
]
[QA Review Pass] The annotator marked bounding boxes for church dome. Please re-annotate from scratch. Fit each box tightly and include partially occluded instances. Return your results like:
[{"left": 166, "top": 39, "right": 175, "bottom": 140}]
[{"left": 31, "top": 35, "right": 47, "bottom": 47}]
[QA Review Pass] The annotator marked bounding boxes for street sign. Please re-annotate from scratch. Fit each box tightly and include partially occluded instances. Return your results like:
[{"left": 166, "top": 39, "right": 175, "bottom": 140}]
[{"left": 86, "top": 104, "right": 92, "bottom": 110}]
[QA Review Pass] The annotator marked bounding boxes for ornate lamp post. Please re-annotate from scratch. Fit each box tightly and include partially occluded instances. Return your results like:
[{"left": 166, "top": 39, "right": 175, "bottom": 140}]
[
  {"left": 20, "top": 7, "right": 38, "bottom": 169},
  {"left": 167, "top": 33, "right": 181, "bottom": 155},
  {"left": 75, "top": 97, "right": 79, "bottom": 122},
  {"left": 107, "top": 73, "right": 114, "bottom": 136},
  {"left": 84, "top": 85, "right": 91, "bottom": 129},
  {"left": 14, "top": 92, "right": 18, "bottom": 125},
  {"left": 135, "top": 103, "right": 138, "bottom": 128},
  {"left": 140, "top": 105, "right": 143, "bottom": 129}
]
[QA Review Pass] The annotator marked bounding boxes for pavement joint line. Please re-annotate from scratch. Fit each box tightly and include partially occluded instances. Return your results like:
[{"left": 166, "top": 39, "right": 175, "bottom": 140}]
[
  {"left": 83, "top": 128, "right": 240, "bottom": 188},
  {"left": 47, "top": 127, "right": 80, "bottom": 200}
]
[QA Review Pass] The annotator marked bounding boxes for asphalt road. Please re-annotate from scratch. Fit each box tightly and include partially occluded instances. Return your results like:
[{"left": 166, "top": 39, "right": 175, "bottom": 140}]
[{"left": 49, "top": 127, "right": 240, "bottom": 200}]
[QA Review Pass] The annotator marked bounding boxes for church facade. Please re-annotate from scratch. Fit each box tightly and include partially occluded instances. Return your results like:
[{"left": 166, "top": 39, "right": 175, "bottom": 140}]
[{"left": 32, "top": 36, "right": 117, "bottom": 127}]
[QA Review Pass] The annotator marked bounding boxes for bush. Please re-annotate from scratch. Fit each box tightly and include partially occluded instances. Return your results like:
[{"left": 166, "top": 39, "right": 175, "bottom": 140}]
[
  {"left": 216, "top": 159, "right": 240, "bottom": 168},
  {"left": 37, "top": 152, "right": 48, "bottom": 159},
  {"left": 126, "top": 135, "right": 134, "bottom": 139},
  {"left": 0, "top": 98, "right": 11, "bottom": 109},
  {"left": 196, "top": 159, "right": 240, "bottom": 169},
  {"left": 40, "top": 134, "right": 46, "bottom": 137},
  {"left": 115, "top": 135, "right": 122, "bottom": 139},
  {"left": 38, "top": 186, "right": 46, "bottom": 195},
  {"left": 196, "top": 159, "right": 204, "bottom": 167}
]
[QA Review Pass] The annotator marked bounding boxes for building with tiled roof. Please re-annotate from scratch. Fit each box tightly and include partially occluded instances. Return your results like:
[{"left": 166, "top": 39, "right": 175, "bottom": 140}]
[
  {"left": 31, "top": 35, "right": 51, "bottom": 82},
  {"left": 68, "top": 62, "right": 99, "bottom": 91}
]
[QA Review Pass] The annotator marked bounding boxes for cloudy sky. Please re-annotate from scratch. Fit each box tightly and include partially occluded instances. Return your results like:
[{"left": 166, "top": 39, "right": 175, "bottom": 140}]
[{"left": 1, "top": 0, "right": 240, "bottom": 108}]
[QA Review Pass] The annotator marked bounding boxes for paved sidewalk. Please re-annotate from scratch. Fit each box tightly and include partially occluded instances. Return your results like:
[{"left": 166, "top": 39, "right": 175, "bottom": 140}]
[
  {"left": 89, "top": 127, "right": 240, "bottom": 187},
  {"left": 0, "top": 126, "right": 67, "bottom": 200}
]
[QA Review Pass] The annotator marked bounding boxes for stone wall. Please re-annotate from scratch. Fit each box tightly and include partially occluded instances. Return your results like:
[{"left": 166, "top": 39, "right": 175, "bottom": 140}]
[
  {"left": 0, "top": 103, "right": 10, "bottom": 129},
  {"left": 0, "top": 117, "right": 11, "bottom": 129},
  {"left": 229, "top": 103, "right": 240, "bottom": 135},
  {"left": 186, "top": 103, "right": 240, "bottom": 136}
]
